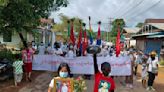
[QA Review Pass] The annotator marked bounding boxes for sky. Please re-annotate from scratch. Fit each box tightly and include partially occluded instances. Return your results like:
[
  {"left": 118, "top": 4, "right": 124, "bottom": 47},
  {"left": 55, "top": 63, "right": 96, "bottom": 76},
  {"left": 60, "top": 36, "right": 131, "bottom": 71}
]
[{"left": 50, "top": 0, "right": 164, "bottom": 32}]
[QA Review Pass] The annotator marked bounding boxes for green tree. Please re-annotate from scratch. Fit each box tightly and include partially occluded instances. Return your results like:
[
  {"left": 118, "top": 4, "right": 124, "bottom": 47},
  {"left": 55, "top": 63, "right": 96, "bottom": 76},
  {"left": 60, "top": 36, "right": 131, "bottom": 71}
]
[
  {"left": 52, "top": 14, "right": 83, "bottom": 41},
  {"left": 0, "top": 0, "right": 68, "bottom": 47},
  {"left": 136, "top": 22, "right": 144, "bottom": 28},
  {"left": 109, "top": 19, "right": 125, "bottom": 42}
]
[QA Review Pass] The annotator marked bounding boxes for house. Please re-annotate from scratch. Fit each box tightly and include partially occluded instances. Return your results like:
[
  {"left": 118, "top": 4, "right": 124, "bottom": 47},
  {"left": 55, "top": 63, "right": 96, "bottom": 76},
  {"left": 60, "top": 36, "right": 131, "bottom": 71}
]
[
  {"left": 123, "top": 27, "right": 140, "bottom": 48},
  {"left": 0, "top": 18, "right": 54, "bottom": 50},
  {"left": 132, "top": 19, "right": 164, "bottom": 58},
  {"left": 0, "top": 30, "right": 34, "bottom": 50}
]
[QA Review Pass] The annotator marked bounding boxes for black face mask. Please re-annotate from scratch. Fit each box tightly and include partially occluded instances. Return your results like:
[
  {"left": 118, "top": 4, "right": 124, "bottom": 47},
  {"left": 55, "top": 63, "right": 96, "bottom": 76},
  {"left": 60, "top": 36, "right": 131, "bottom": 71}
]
[
  {"left": 151, "top": 56, "right": 155, "bottom": 61},
  {"left": 102, "top": 71, "right": 109, "bottom": 76}
]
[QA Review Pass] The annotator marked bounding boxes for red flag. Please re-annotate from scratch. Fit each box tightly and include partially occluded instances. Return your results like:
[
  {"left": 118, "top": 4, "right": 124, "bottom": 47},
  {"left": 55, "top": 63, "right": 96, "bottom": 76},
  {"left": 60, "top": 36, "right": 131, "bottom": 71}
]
[
  {"left": 70, "top": 21, "right": 75, "bottom": 45},
  {"left": 82, "top": 25, "right": 88, "bottom": 56},
  {"left": 77, "top": 24, "right": 82, "bottom": 49},
  {"left": 116, "top": 27, "right": 121, "bottom": 57}
]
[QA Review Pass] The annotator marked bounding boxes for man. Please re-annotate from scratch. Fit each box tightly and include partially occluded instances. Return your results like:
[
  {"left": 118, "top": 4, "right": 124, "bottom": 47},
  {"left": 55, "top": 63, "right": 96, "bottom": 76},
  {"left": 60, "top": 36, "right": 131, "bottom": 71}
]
[
  {"left": 93, "top": 54, "right": 115, "bottom": 92},
  {"left": 147, "top": 51, "right": 159, "bottom": 91}
]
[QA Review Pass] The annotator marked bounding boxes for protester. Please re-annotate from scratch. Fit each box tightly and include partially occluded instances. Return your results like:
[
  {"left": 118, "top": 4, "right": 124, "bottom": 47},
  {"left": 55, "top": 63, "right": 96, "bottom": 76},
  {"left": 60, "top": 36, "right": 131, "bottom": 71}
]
[
  {"left": 38, "top": 42, "right": 45, "bottom": 55},
  {"left": 22, "top": 45, "right": 34, "bottom": 82},
  {"left": 141, "top": 57, "right": 147, "bottom": 88},
  {"left": 66, "top": 44, "right": 75, "bottom": 59},
  {"left": 48, "top": 63, "right": 71, "bottom": 92},
  {"left": 53, "top": 42, "right": 63, "bottom": 56},
  {"left": 93, "top": 54, "right": 115, "bottom": 92},
  {"left": 134, "top": 51, "right": 143, "bottom": 76},
  {"left": 146, "top": 51, "right": 159, "bottom": 91},
  {"left": 126, "top": 50, "right": 135, "bottom": 88},
  {"left": 13, "top": 54, "right": 23, "bottom": 86},
  {"left": 31, "top": 41, "right": 37, "bottom": 50},
  {"left": 46, "top": 43, "right": 53, "bottom": 54}
]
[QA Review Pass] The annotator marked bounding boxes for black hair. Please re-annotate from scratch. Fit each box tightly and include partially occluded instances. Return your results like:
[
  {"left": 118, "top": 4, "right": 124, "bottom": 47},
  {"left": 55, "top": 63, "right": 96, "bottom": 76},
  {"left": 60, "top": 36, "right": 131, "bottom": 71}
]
[
  {"left": 57, "top": 63, "right": 71, "bottom": 76},
  {"left": 15, "top": 54, "right": 21, "bottom": 60},
  {"left": 101, "top": 62, "right": 111, "bottom": 71},
  {"left": 101, "top": 62, "right": 111, "bottom": 76}
]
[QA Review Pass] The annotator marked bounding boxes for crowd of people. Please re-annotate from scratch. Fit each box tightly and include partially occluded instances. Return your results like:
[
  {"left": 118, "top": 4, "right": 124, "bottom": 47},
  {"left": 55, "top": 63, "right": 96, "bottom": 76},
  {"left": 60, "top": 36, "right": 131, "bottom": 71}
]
[{"left": 11, "top": 41, "right": 159, "bottom": 92}]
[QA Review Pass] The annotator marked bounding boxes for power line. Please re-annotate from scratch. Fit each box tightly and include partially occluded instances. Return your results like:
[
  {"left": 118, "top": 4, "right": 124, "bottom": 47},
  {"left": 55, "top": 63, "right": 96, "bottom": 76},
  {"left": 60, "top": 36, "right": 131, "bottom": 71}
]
[
  {"left": 112, "top": 0, "right": 135, "bottom": 17},
  {"left": 127, "top": 0, "right": 162, "bottom": 21},
  {"left": 118, "top": 0, "right": 146, "bottom": 18}
]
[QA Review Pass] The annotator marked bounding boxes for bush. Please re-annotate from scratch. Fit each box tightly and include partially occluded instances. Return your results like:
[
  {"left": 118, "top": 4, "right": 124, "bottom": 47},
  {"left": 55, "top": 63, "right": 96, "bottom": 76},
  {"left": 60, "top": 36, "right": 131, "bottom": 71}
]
[{"left": 0, "top": 49, "right": 14, "bottom": 62}]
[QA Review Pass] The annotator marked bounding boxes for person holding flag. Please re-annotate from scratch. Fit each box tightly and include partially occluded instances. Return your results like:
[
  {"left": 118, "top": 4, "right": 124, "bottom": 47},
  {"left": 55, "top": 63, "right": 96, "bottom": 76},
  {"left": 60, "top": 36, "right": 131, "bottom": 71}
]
[{"left": 96, "top": 21, "right": 101, "bottom": 46}]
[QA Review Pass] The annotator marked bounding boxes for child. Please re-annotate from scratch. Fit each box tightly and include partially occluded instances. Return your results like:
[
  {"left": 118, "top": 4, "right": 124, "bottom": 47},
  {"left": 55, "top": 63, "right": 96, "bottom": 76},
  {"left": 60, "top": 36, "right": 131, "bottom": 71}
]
[
  {"left": 93, "top": 54, "right": 115, "bottom": 92},
  {"left": 48, "top": 63, "right": 71, "bottom": 92},
  {"left": 141, "top": 58, "right": 148, "bottom": 88},
  {"left": 12, "top": 54, "right": 24, "bottom": 86}
]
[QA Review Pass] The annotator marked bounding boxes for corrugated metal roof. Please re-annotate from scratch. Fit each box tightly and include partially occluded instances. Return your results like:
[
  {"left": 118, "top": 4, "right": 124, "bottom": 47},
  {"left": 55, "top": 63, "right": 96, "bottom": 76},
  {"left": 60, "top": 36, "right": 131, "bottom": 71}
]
[
  {"left": 123, "top": 28, "right": 140, "bottom": 33},
  {"left": 147, "top": 35, "right": 164, "bottom": 38},
  {"left": 132, "top": 32, "right": 164, "bottom": 38}
]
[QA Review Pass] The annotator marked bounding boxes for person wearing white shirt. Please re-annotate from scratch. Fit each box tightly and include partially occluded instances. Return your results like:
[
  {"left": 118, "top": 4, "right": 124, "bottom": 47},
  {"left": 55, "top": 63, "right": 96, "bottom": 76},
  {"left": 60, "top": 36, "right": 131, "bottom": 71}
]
[
  {"left": 38, "top": 42, "right": 45, "bottom": 55},
  {"left": 146, "top": 52, "right": 159, "bottom": 91},
  {"left": 46, "top": 44, "right": 53, "bottom": 54}
]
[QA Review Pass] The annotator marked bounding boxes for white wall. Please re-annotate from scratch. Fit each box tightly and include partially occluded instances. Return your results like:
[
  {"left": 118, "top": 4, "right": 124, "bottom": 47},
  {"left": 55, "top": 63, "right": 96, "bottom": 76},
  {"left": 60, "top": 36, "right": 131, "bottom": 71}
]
[
  {"left": 130, "top": 40, "right": 136, "bottom": 47},
  {"left": 0, "top": 31, "right": 34, "bottom": 49}
]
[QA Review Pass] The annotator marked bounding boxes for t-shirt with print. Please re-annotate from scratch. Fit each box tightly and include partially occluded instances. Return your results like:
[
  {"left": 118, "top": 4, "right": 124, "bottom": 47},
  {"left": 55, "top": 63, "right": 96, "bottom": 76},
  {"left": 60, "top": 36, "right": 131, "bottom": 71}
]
[
  {"left": 13, "top": 60, "right": 23, "bottom": 74},
  {"left": 94, "top": 72, "right": 115, "bottom": 92}
]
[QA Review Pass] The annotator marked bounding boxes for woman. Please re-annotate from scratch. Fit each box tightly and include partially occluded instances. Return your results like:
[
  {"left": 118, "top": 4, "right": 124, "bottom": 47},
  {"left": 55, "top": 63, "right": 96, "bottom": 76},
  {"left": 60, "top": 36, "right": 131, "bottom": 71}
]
[
  {"left": 22, "top": 45, "right": 34, "bottom": 82},
  {"left": 48, "top": 63, "right": 71, "bottom": 92}
]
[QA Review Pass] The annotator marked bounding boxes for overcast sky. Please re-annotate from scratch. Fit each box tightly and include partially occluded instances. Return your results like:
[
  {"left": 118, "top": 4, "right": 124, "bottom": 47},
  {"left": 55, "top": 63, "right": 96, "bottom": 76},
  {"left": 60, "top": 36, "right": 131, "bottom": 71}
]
[{"left": 50, "top": 0, "right": 164, "bottom": 31}]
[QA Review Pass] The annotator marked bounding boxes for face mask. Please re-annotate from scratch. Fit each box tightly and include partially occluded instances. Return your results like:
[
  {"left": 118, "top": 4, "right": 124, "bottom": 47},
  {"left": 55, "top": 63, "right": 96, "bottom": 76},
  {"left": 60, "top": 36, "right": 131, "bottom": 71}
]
[
  {"left": 59, "top": 72, "right": 68, "bottom": 78},
  {"left": 102, "top": 71, "right": 109, "bottom": 77}
]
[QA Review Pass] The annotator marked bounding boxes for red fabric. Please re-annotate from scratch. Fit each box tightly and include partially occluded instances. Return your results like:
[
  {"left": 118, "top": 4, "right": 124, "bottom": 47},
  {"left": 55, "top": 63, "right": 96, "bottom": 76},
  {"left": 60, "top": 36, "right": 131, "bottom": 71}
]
[
  {"left": 24, "top": 62, "right": 32, "bottom": 73},
  {"left": 77, "top": 25, "right": 82, "bottom": 48},
  {"left": 82, "top": 29, "right": 88, "bottom": 56},
  {"left": 94, "top": 72, "right": 115, "bottom": 92},
  {"left": 70, "top": 22, "right": 75, "bottom": 45},
  {"left": 97, "top": 24, "right": 101, "bottom": 39},
  {"left": 116, "top": 28, "right": 120, "bottom": 57}
]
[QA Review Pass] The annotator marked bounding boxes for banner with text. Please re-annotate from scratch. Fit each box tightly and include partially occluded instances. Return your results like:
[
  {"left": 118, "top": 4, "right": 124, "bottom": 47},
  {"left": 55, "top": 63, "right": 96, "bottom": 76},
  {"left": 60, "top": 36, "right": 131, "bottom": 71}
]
[{"left": 32, "top": 55, "right": 131, "bottom": 76}]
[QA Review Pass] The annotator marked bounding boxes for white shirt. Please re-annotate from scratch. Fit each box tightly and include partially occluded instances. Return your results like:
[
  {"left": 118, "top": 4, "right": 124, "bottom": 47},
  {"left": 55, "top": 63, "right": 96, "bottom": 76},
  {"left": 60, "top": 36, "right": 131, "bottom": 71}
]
[
  {"left": 38, "top": 45, "right": 45, "bottom": 55},
  {"left": 147, "top": 57, "right": 159, "bottom": 72},
  {"left": 54, "top": 48, "right": 63, "bottom": 55},
  {"left": 66, "top": 50, "right": 75, "bottom": 59},
  {"left": 47, "top": 47, "right": 53, "bottom": 54}
]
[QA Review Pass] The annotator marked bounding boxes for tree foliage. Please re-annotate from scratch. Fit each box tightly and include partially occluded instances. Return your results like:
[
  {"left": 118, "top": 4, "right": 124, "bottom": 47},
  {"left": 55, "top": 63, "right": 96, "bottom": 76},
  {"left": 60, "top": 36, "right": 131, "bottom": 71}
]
[
  {"left": 0, "top": 0, "right": 68, "bottom": 47},
  {"left": 109, "top": 19, "right": 125, "bottom": 42},
  {"left": 136, "top": 22, "right": 144, "bottom": 28},
  {"left": 53, "top": 14, "right": 82, "bottom": 32}
]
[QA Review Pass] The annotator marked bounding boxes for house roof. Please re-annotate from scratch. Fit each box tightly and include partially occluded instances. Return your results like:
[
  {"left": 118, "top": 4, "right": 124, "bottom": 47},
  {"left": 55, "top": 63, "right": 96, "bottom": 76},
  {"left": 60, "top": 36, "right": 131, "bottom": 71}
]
[
  {"left": 145, "top": 19, "right": 164, "bottom": 23},
  {"left": 132, "top": 32, "right": 164, "bottom": 38},
  {"left": 148, "top": 23, "right": 164, "bottom": 30},
  {"left": 123, "top": 28, "right": 140, "bottom": 33}
]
